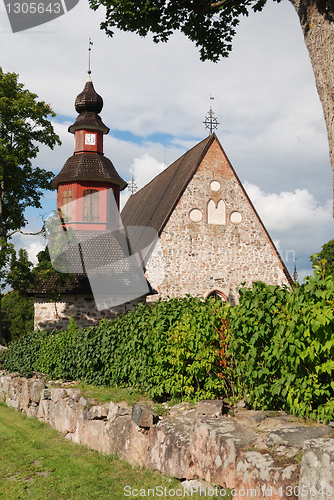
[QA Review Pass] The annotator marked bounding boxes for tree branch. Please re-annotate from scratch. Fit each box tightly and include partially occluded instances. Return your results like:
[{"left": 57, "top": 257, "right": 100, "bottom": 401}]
[
  {"left": 7, "top": 228, "right": 43, "bottom": 238},
  {"left": 211, "top": 0, "right": 229, "bottom": 7}
]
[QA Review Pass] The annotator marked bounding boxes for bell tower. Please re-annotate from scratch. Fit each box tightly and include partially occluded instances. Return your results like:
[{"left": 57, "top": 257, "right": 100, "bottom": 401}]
[{"left": 51, "top": 72, "right": 127, "bottom": 231}]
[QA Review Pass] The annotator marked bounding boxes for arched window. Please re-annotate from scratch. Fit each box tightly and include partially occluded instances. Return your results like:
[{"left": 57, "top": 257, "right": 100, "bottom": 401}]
[
  {"left": 207, "top": 199, "right": 226, "bottom": 225},
  {"left": 206, "top": 290, "right": 228, "bottom": 302},
  {"left": 62, "top": 190, "right": 72, "bottom": 217},
  {"left": 83, "top": 189, "right": 99, "bottom": 222}
]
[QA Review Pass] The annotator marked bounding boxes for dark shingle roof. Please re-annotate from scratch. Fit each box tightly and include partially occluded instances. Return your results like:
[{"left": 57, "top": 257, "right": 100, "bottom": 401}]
[
  {"left": 121, "top": 135, "right": 213, "bottom": 234},
  {"left": 51, "top": 153, "right": 127, "bottom": 190},
  {"left": 31, "top": 230, "right": 156, "bottom": 296},
  {"left": 68, "top": 111, "right": 109, "bottom": 135},
  {"left": 68, "top": 79, "right": 109, "bottom": 134},
  {"left": 32, "top": 273, "right": 92, "bottom": 295},
  {"left": 75, "top": 80, "right": 103, "bottom": 114}
]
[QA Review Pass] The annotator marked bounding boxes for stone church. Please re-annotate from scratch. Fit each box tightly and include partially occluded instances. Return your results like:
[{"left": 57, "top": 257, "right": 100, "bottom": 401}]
[
  {"left": 122, "top": 133, "right": 292, "bottom": 305},
  {"left": 33, "top": 75, "right": 292, "bottom": 330}
]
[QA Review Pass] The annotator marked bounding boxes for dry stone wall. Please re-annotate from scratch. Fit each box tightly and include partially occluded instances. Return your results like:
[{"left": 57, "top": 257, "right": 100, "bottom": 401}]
[
  {"left": 1, "top": 372, "right": 333, "bottom": 499},
  {"left": 146, "top": 139, "right": 290, "bottom": 305}
]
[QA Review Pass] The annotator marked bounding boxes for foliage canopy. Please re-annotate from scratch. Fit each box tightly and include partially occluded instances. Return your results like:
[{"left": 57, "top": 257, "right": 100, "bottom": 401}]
[
  {"left": 0, "top": 67, "right": 61, "bottom": 238},
  {"left": 0, "top": 67, "right": 61, "bottom": 344},
  {"left": 89, "top": 0, "right": 275, "bottom": 62},
  {"left": 310, "top": 239, "right": 334, "bottom": 278}
]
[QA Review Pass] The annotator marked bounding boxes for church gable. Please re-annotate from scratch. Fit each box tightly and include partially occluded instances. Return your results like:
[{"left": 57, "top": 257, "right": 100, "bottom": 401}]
[{"left": 144, "top": 135, "right": 292, "bottom": 304}]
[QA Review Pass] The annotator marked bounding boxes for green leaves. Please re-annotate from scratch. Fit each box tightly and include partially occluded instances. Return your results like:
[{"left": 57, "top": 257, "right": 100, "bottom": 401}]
[
  {"left": 89, "top": 0, "right": 268, "bottom": 62},
  {"left": 228, "top": 276, "right": 334, "bottom": 421},
  {"left": 0, "top": 296, "right": 231, "bottom": 403},
  {"left": 0, "top": 67, "right": 60, "bottom": 237},
  {"left": 310, "top": 239, "right": 334, "bottom": 279},
  {"left": 2, "top": 276, "right": 334, "bottom": 421}
]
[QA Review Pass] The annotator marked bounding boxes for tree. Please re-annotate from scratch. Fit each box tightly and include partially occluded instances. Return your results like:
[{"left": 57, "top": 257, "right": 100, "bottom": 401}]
[
  {"left": 310, "top": 238, "right": 334, "bottom": 278},
  {"left": 89, "top": 0, "right": 334, "bottom": 212},
  {"left": 0, "top": 68, "right": 61, "bottom": 344},
  {"left": 1, "top": 250, "right": 35, "bottom": 345},
  {"left": 1, "top": 291, "right": 34, "bottom": 345}
]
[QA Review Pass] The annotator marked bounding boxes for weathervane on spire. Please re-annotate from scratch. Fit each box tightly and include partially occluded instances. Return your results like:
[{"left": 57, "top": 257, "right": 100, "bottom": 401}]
[
  {"left": 203, "top": 96, "right": 219, "bottom": 134},
  {"left": 127, "top": 169, "right": 138, "bottom": 195},
  {"left": 88, "top": 38, "right": 93, "bottom": 75}
]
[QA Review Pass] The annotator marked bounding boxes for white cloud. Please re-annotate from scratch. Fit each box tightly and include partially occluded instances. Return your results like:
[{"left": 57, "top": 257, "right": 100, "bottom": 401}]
[
  {"left": 243, "top": 182, "right": 333, "bottom": 235},
  {"left": 243, "top": 181, "right": 334, "bottom": 277},
  {"left": 132, "top": 154, "right": 165, "bottom": 190},
  {"left": 120, "top": 154, "right": 165, "bottom": 210},
  {"left": 25, "top": 241, "right": 45, "bottom": 265}
]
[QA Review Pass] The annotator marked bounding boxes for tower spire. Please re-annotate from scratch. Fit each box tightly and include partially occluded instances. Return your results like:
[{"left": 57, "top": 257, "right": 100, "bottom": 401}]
[
  {"left": 88, "top": 38, "right": 93, "bottom": 79},
  {"left": 293, "top": 258, "right": 298, "bottom": 283},
  {"left": 203, "top": 95, "right": 219, "bottom": 134}
]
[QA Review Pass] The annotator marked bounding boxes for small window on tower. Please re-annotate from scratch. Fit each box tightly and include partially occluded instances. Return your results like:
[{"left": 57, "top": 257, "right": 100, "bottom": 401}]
[
  {"left": 62, "top": 190, "right": 72, "bottom": 218},
  {"left": 83, "top": 189, "right": 99, "bottom": 222}
]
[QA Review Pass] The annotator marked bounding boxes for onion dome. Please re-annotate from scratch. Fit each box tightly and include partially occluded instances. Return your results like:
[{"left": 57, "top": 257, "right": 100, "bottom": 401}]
[
  {"left": 75, "top": 79, "right": 103, "bottom": 114},
  {"left": 68, "top": 74, "right": 109, "bottom": 134},
  {"left": 51, "top": 153, "right": 127, "bottom": 190}
]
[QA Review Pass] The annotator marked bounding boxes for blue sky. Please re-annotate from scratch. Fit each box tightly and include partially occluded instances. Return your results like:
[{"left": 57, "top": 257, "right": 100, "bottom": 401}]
[{"left": 0, "top": 0, "right": 333, "bottom": 282}]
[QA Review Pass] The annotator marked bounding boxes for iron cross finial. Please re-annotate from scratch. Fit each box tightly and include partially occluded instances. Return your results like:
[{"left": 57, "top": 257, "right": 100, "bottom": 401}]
[
  {"left": 203, "top": 95, "right": 219, "bottom": 134},
  {"left": 128, "top": 170, "right": 138, "bottom": 195}
]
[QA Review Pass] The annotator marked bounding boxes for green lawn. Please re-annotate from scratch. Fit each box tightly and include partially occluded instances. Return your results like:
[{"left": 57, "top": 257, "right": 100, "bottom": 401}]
[{"left": 0, "top": 403, "right": 226, "bottom": 499}]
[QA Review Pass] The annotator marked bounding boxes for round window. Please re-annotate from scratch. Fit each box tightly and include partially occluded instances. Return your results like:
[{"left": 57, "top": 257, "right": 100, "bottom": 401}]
[
  {"left": 189, "top": 208, "right": 203, "bottom": 223},
  {"left": 210, "top": 181, "right": 221, "bottom": 192},
  {"left": 230, "top": 211, "right": 242, "bottom": 224}
]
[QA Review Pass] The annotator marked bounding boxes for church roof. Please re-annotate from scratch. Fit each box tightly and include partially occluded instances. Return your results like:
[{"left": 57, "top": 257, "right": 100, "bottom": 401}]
[
  {"left": 68, "top": 77, "right": 109, "bottom": 134},
  {"left": 75, "top": 80, "right": 103, "bottom": 114},
  {"left": 68, "top": 111, "right": 109, "bottom": 135},
  {"left": 121, "top": 134, "right": 213, "bottom": 233},
  {"left": 51, "top": 152, "right": 127, "bottom": 190},
  {"left": 31, "top": 230, "right": 156, "bottom": 297}
]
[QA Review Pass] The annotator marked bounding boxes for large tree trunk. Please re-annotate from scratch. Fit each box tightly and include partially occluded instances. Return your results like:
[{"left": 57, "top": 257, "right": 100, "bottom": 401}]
[{"left": 289, "top": 0, "right": 334, "bottom": 213}]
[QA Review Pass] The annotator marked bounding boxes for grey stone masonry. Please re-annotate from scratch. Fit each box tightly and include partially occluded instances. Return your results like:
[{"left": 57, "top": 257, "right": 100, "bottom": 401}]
[
  {"left": 1, "top": 372, "right": 334, "bottom": 499},
  {"left": 34, "top": 294, "right": 144, "bottom": 330},
  {"left": 145, "top": 138, "right": 291, "bottom": 305}
]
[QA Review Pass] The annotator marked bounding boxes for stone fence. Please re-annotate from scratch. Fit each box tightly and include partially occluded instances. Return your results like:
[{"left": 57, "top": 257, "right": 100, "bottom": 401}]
[{"left": 1, "top": 372, "right": 334, "bottom": 499}]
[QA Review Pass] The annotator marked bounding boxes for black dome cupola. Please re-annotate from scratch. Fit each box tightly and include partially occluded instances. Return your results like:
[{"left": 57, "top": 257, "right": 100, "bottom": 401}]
[
  {"left": 75, "top": 76, "right": 103, "bottom": 115},
  {"left": 68, "top": 74, "right": 109, "bottom": 135}
]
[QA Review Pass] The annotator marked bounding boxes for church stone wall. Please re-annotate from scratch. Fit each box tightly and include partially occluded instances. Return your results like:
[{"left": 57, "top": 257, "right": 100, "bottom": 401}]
[
  {"left": 146, "top": 139, "right": 290, "bottom": 305},
  {"left": 34, "top": 294, "right": 144, "bottom": 330}
]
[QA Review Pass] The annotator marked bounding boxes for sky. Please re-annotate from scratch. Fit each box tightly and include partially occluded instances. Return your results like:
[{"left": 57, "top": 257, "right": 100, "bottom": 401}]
[{"left": 0, "top": 0, "right": 333, "bottom": 282}]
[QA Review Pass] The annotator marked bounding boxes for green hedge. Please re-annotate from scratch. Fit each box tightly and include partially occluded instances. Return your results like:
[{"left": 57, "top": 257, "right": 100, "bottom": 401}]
[
  {"left": 229, "top": 275, "right": 334, "bottom": 421},
  {"left": 1, "top": 276, "right": 334, "bottom": 420},
  {"left": 1, "top": 296, "right": 229, "bottom": 402},
  {"left": 0, "top": 329, "right": 46, "bottom": 378}
]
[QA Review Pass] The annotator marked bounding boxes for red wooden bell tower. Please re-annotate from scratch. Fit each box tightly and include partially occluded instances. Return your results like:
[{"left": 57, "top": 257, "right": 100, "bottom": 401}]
[{"left": 51, "top": 72, "right": 127, "bottom": 231}]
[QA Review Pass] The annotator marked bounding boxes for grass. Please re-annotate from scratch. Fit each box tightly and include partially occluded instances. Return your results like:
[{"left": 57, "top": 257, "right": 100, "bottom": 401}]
[
  {"left": 71, "top": 382, "right": 148, "bottom": 407},
  {"left": 0, "top": 403, "right": 228, "bottom": 499},
  {"left": 50, "top": 382, "right": 183, "bottom": 416}
]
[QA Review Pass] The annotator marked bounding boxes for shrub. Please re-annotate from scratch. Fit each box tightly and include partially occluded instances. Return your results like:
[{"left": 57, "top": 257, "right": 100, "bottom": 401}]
[
  {"left": 35, "top": 317, "right": 79, "bottom": 379},
  {"left": 0, "top": 329, "right": 45, "bottom": 378},
  {"left": 1, "top": 291, "right": 34, "bottom": 344},
  {"left": 55, "top": 297, "right": 230, "bottom": 402},
  {"left": 228, "top": 276, "right": 334, "bottom": 421}
]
